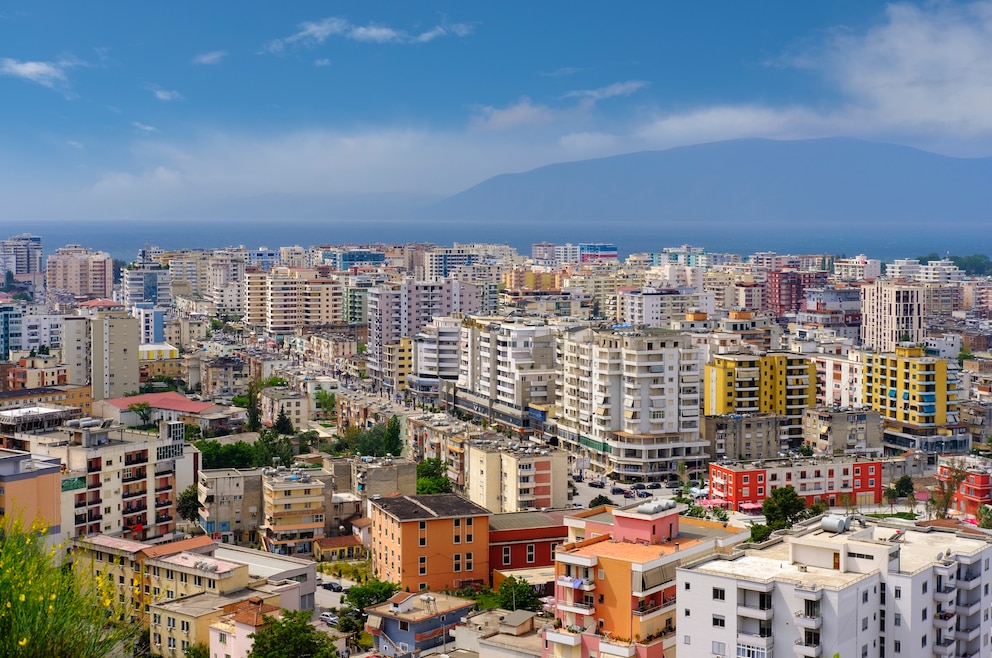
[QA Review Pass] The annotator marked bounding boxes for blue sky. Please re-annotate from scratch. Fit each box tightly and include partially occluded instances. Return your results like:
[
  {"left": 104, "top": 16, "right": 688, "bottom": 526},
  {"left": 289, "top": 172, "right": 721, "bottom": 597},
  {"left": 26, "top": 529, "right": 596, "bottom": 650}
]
[{"left": 2, "top": 1, "right": 992, "bottom": 222}]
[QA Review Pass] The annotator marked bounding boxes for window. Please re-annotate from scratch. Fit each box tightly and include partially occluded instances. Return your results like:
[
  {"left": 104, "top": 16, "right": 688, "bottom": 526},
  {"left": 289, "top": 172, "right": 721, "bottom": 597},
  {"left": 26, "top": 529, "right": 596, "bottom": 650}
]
[
  {"left": 921, "top": 608, "right": 927, "bottom": 621},
  {"left": 399, "top": 621, "right": 409, "bottom": 631},
  {"left": 419, "top": 556, "right": 427, "bottom": 576},
  {"left": 862, "top": 591, "right": 868, "bottom": 603},
  {"left": 894, "top": 613, "right": 901, "bottom": 627},
  {"left": 179, "top": 573, "right": 187, "bottom": 584},
  {"left": 684, "top": 582, "right": 691, "bottom": 590},
  {"left": 526, "top": 544, "right": 535, "bottom": 563},
  {"left": 167, "top": 638, "right": 175, "bottom": 649},
  {"left": 180, "top": 621, "right": 190, "bottom": 632},
  {"left": 894, "top": 640, "right": 900, "bottom": 653},
  {"left": 862, "top": 617, "right": 868, "bottom": 630},
  {"left": 713, "top": 641, "right": 726, "bottom": 655},
  {"left": 167, "top": 617, "right": 175, "bottom": 628},
  {"left": 921, "top": 635, "right": 927, "bottom": 648},
  {"left": 219, "top": 633, "right": 227, "bottom": 644},
  {"left": 713, "top": 587, "right": 725, "bottom": 601},
  {"left": 713, "top": 615, "right": 725, "bottom": 627},
  {"left": 453, "top": 554, "right": 462, "bottom": 573},
  {"left": 419, "top": 521, "right": 426, "bottom": 530},
  {"left": 466, "top": 552, "right": 473, "bottom": 571},
  {"left": 922, "top": 581, "right": 928, "bottom": 594},
  {"left": 502, "top": 546, "right": 511, "bottom": 566},
  {"left": 684, "top": 609, "right": 690, "bottom": 617},
  {"left": 894, "top": 586, "right": 901, "bottom": 599}
]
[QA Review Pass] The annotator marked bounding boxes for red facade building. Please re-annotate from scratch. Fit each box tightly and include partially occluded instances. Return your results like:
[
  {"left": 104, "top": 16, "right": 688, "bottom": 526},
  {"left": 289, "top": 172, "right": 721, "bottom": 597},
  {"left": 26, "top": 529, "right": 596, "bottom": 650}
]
[
  {"left": 710, "top": 456, "right": 884, "bottom": 512},
  {"left": 488, "top": 509, "right": 568, "bottom": 575}
]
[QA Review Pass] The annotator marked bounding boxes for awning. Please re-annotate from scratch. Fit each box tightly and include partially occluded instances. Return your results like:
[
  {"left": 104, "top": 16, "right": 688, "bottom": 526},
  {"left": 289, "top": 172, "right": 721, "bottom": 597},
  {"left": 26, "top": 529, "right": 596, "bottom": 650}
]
[{"left": 740, "top": 502, "right": 762, "bottom": 511}]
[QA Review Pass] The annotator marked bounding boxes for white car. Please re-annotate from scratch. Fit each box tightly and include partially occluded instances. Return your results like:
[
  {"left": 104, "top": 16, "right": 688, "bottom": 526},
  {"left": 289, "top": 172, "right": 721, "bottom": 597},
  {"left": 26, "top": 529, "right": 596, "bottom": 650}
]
[{"left": 319, "top": 612, "right": 339, "bottom": 625}]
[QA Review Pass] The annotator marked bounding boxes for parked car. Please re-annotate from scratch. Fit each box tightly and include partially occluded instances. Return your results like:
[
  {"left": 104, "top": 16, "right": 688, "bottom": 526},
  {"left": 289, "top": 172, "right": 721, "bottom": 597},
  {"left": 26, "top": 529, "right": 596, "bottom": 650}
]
[
  {"left": 573, "top": 474, "right": 584, "bottom": 483},
  {"left": 636, "top": 490, "right": 652, "bottom": 498},
  {"left": 610, "top": 486, "right": 625, "bottom": 495},
  {"left": 630, "top": 483, "right": 646, "bottom": 490},
  {"left": 319, "top": 612, "right": 339, "bottom": 625},
  {"left": 588, "top": 480, "right": 606, "bottom": 489},
  {"left": 327, "top": 582, "right": 343, "bottom": 592},
  {"left": 622, "top": 490, "right": 636, "bottom": 499},
  {"left": 646, "top": 482, "right": 662, "bottom": 490}
]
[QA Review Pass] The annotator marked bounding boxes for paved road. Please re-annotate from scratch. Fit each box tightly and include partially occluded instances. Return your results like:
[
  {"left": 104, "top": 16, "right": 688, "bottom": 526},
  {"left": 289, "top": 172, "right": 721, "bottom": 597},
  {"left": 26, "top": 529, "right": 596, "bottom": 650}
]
[{"left": 569, "top": 476, "right": 682, "bottom": 509}]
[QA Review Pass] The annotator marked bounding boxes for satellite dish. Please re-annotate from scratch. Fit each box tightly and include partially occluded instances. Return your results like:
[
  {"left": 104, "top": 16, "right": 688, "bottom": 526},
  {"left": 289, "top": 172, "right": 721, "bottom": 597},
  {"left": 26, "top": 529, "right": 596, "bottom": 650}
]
[{"left": 937, "top": 553, "right": 944, "bottom": 561}]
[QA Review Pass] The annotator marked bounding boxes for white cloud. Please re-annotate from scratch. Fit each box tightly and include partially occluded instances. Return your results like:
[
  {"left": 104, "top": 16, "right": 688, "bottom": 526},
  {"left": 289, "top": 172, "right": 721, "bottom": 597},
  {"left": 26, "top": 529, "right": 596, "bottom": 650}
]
[
  {"left": 192, "top": 50, "right": 228, "bottom": 65},
  {"left": 471, "top": 98, "right": 557, "bottom": 131},
  {"left": 540, "top": 66, "right": 583, "bottom": 77},
  {"left": 314, "top": 58, "right": 331, "bottom": 67},
  {"left": 565, "top": 80, "right": 648, "bottom": 102},
  {"left": 132, "top": 122, "right": 158, "bottom": 133},
  {"left": 153, "top": 89, "right": 183, "bottom": 102},
  {"left": 265, "top": 17, "right": 472, "bottom": 51},
  {"left": 0, "top": 57, "right": 70, "bottom": 88},
  {"left": 66, "top": 140, "right": 83, "bottom": 150}
]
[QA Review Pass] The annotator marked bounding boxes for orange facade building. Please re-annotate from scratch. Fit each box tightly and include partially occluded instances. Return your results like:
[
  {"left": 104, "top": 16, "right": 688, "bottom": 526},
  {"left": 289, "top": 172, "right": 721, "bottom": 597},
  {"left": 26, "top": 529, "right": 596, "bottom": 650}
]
[
  {"left": 370, "top": 494, "right": 491, "bottom": 592},
  {"left": 0, "top": 448, "right": 62, "bottom": 533}
]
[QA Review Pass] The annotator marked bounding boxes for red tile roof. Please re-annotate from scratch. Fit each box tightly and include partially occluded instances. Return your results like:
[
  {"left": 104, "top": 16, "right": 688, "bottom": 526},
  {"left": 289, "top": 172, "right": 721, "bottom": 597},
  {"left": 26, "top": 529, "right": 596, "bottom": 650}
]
[
  {"left": 104, "top": 391, "right": 215, "bottom": 414},
  {"left": 315, "top": 535, "right": 363, "bottom": 549}
]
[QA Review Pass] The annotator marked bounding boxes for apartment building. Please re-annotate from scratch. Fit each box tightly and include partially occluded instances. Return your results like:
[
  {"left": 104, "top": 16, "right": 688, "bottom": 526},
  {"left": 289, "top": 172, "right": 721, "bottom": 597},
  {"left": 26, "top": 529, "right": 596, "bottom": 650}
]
[
  {"left": 708, "top": 455, "right": 884, "bottom": 512},
  {"left": 19, "top": 419, "right": 191, "bottom": 544},
  {"left": 200, "top": 356, "right": 249, "bottom": 402},
  {"left": 864, "top": 344, "right": 967, "bottom": 457},
  {"left": 702, "top": 413, "right": 785, "bottom": 462},
  {"left": 938, "top": 455, "right": 992, "bottom": 518},
  {"left": 0, "top": 448, "right": 62, "bottom": 531},
  {"left": 802, "top": 407, "right": 882, "bottom": 456},
  {"left": 465, "top": 439, "right": 568, "bottom": 512},
  {"left": 197, "top": 467, "right": 265, "bottom": 544},
  {"left": 0, "top": 233, "right": 43, "bottom": 276},
  {"left": 705, "top": 352, "right": 817, "bottom": 448},
  {"left": 764, "top": 269, "right": 828, "bottom": 318},
  {"left": 677, "top": 516, "right": 992, "bottom": 658},
  {"left": 5, "top": 353, "right": 67, "bottom": 389},
  {"left": 0, "top": 384, "right": 92, "bottom": 415},
  {"left": 809, "top": 349, "right": 866, "bottom": 408},
  {"left": 489, "top": 509, "right": 569, "bottom": 574},
  {"left": 259, "top": 386, "right": 310, "bottom": 429},
  {"left": 454, "top": 319, "right": 557, "bottom": 434},
  {"left": 615, "top": 287, "right": 715, "bottom": 327},
  {"left": 122, "top": 259, "right": 173, "bottom": 307},
  {"left": 369, "top": 494, "right": 491, "bottom": 592},
  {"left": 544, "top": 500, "right": 746, "bottom": 658},
  {"left": 861, "top": 280, "right": 927, "bottom": 352},
  {"left": 833, "top": 254, "right": 882, "bottom": 280},
  {"left": 46, "top": 244, "right": 114, "bottom": 299},
  {"left": 408, "top": 316, "right": 462, "bottom": 405},
  {"left": 793, "top": 286, "right": 863, "bottom": 342},
  {"left": 368, "top": 278, "right": 479, "bottom": 392},
  {"left": 0, "top": 303, "right": 22, "bottom": 359},
  {"left": 259, "top": 467, "right": 328, "bottom": 557},
  {"left": 366, "top": 591, "right": 476, "bottom": 657},
  {"left": 88, "top": 310, "right": 141, "bottom": 401},
  {"left": 557, "top": 327, "right": 706, "bottom": 482}
]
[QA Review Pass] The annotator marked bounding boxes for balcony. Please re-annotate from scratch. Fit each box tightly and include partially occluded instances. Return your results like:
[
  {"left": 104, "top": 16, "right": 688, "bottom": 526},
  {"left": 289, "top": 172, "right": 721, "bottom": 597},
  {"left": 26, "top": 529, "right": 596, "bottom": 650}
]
[
  {"left": 545, "top": 628, "right": 582, "bottom": 647},
  {"left": 633, "top": 597, "right": 676, "bottom": 620},
  {"left": 557, "top": 600, "right": 595, "bottom": 616},
  {"left": 125, "top": 455, "right": 148, "bottom": 466},
  {"left": 155, "top": 483, "right": 174, "bottom": 493},
  {"left": 794, "top": 584, "right": 822, "bottom": 600},
  {"left": 74, "top": 500, "right": 87, "bottom": 509},
  {"left": 557, "top": 575, "right": 596, "bottom": 591},
  {"left": 956, "top": 624, "right": 981, "bottom": 642},
  {"left": 793, "top": 611, "right": 821, "bottom": 630},
  {"left": 793, "top": 640, "right": 821, "bottom": 657},
  {"left": 74, "top": 514, "right": 86, "bottom": 525},
  {"left": 599, "top": 637, "right": 635, "bottom": 657},
  {"left": 123, "top": 489, "right": 145, "bottom": 500},
  {"left": 737, "top": 632, "right": 773, "bottom": 650},
  {"left": 957, "top": 599, "right": 982, "bottom": 617},
  {"left": 87, "top": 479, "right": 101, "bottom": 490},
  {"left": 123, "top": 504, "right": 147, "bottom": 515},
  {"left": 155, "top": 498, "right": 172, "bottom": 509},
  {"left": 958, "top": 570, "right": 981, "bottom": 589},
  {"left": 122, "top": 473, "right": 146, "bottom": 484},
  {"left": 934, "top": 585, "right": 956, "bottom": 604},
  {"left": 933, "top": 611, "right": 955, "bottom": 631},
  {"left": 87, "top": 463, "right": 101, "bottom": 473},
  {"left": 738, "top": 604, "right": 773, "bottom": 621},
  {"left": 934, "top": 638, "right": 955, "bottom": 656}
]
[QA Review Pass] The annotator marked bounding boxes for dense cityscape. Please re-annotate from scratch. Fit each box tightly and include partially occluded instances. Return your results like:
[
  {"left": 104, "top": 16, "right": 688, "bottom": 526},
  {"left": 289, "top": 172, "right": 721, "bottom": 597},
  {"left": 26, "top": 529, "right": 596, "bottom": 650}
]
[{"left": 2, "top": 232, "right": 992, "bottom": 658}]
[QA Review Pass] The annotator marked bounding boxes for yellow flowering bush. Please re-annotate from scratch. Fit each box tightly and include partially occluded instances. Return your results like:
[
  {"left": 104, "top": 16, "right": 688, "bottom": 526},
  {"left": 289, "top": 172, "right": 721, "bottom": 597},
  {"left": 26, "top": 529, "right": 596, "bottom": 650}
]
[{"left": 0, "top": 515, "right": 139, "bottom": 657}]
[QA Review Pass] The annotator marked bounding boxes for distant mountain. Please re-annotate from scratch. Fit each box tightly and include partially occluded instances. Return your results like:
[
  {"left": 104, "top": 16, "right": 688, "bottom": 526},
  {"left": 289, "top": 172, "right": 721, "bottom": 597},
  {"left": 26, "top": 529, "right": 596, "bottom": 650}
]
[{"left": 426, "top": 138, "right": 992, "bottom": 226}]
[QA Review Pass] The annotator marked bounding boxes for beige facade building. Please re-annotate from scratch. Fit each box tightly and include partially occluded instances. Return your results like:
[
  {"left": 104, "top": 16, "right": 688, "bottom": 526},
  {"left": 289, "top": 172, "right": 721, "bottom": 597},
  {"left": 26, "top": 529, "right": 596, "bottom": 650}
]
[
  {"left": 45, "top": 244, "right": 114, "bottom": 299},
  {"left": 860, "top": 280, "right": 926, "bottom": 352},
  {"left": 90, "top": 311, "right": 141, "bottom": 401},
  {"left": 259, "top": 467, "right": 327, "bottom": 557},
  {"left": 465, "top": 440, "right": 568, "bottom": 512},
  {"left": 802, "top": 407, "right": 882, "bottom": 455},
  {"left": 259, "top": 386, "right": 310, "bottom": 429},
  {"left": 702, "top": 412, "right": 785, "bottom": 461}
]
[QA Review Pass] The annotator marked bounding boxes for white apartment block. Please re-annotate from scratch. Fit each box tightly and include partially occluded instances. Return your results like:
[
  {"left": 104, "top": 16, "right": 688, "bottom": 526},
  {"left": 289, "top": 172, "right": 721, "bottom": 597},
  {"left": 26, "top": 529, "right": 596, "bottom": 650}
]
[
  {"left": 861, "top": 281, "right": 926, "bottom": 352},
  {"left": 411, "top": 316, "right": 462, "bottom": 382},
  {"left": 810, "top": 350, "right": 866, "bottom": 408},
  {"left": 834, "top": 254, "right": 883, "bottom": 281},
  {"left": 121, "top": 262, "right": 173, "bottom": 308},
  {"left": 616, "top": 287, "right": 715, "bottom": 326},
  {"left": 242, "top": 267, "right": 344, "bottom": 339},
  {"left": 368, "top": 279, "right": 476, "bottom": 391},
  {"left": 556, "top": 327, "right": 706, "bottom": 481},
  {"left": 677, "top": 517, "right": 992, "bottom": 658},
  {"left": 454, "top": 319, "right": 557, "bottom": 432},
  {"left": 887, "top": 258, "right": 964, "bottom": 283},
  {"left": 20, "top": 314, "right": 63, "bottom": 351}
]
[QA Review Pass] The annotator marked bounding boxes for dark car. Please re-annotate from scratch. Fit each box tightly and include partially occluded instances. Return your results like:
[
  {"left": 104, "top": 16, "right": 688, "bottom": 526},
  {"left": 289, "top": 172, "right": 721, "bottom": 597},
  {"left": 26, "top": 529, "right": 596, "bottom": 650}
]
[
  {"left": 573, "top": 474, "right": 584, "bottom": 483},
  {"left": 646, "top": 482, "right": 662, "bottom": 490},
  {"left": 610, "top": 486, "right": 625, "bottom": 495},
  {"left": 636, "top": 490, "right": 652, "bottom": 498},
  {"left": 622, "top": 490, "right": 636, "bottom": 499},
  {"left": 588, "top": 480, "right": 606, "bottom": 488},
  {"left": 630, "top": 483, "right": 646, "bottom": 490}
]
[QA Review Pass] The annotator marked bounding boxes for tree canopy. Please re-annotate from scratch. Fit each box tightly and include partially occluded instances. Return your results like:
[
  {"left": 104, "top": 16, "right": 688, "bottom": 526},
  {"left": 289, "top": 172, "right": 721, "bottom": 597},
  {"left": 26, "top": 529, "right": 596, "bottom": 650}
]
[
  {"left": 247, "top": 610, "right": 338, "bottom": 658},
  {"left": 589, "top": 494, "right": 613, "bottom": 508},
  {"left": 761, "top": 486, "right": 807, "bottom": 529},
  {"left": 496, "top": 576, "right": 542, "bottom": 611},
  {"left": 273, "top": 408, "right": 295, "bottom": 435},
  {"left": 177, "top": 484, "right": 201, "bottom": 522},
  {"left": 894, "top": 474, "right": 915, "bottom": 498},
  {"left": 126, "top": 401, "right": 153, "bottom": 425},
  {"left": 344, "top": 580, "right": 400, "bottom": 612},
  {"left": 416, "top": 457, "right": 452, "bottom": 494}
]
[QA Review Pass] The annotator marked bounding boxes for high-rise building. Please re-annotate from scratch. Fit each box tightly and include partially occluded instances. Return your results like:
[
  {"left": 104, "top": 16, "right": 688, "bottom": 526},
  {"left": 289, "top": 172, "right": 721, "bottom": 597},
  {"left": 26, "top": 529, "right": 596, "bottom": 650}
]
[
  {"left": 89, "top": 311, "right": 140, "bottom": 401},
  {"left": 861, "top": 280, "right": 926, "bottom": 352},
  {"left": 705, "top": 352, "right": 817, "bottom": 447},
  {"left": 122, "top": 257, "right": 173, "bottom": 307},
  {"left": 0, "top": 303, "right": 23, "bottom": 360},
  {"left": 864, "top": 344, "right": 968, "bottom": 456},
  {"left": 0, "top": 233, "right": 43, "bottom": 276},
  {"left": 45, "top": 245, "right": 114, "bottom": 299},
  {"left": 557, "top": 327, "right": 706, "bottom": 480}
]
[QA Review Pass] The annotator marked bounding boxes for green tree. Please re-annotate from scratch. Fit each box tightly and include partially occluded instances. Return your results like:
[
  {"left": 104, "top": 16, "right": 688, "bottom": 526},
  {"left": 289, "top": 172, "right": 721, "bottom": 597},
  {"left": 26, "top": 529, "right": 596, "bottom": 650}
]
[
  {"left": 315, "top": 389, "right": 336, "bottom": 416},
  {"left": 496, "top": 576, "right": 542, "bottom": 611},
  {"left": 894, "top": 474, "right": 915, "bottom": 498},
  {"left": 761, "top": 486, "right": 807, "bottom": 529},
  {"left": 344, "top": 580, "right": 400, "bottom": 612},
  {"left": 0, "top": 514, "right": 140, "bottom": 657},
  {"left": 196, "top": 440, "right": 223, "bottom": 469},
  {"left": 297, "top": 430, "right": 319, "bottom": 455},
  {"left": 274, "top": 408, "right": 295, "bottom": 435},
  {"left": 383, "top": 415, "right": 403, "bottom": 457},
  {"left": 883, "top": 487, "right": 899, "bottom": 513},
  {"left": 417, "top": 476, "right": 453, "bottom": 494},
  {"left": 807, "top": 500, "right": 829, "bottom": 517},
  {"left": 127, "top": 401, "right": 154, "bottom": 426},
  {"left": 246, "top": 380, "right": 262, "bottom": 432},
  {"left": 797, "top": 444, "right": 814, "bottom": 457},
  {"left": 184, "top": 643, "right": 210, "bottom": 658},
  {"left": 247, "top": 610, "right": 338, "bottom": 658},
  {"left": 749, "top": 524, "right": 774, "bottom": 543},
  {"left": 416, "top": 457, "right": 452, "bottom": 494},
  {"left": 977, "top": 505, "right": 992, "bottom": 529},
  {"left": 177, "top": 484, "right": 201, "bottom": 522},
  {"left": 589, "top": 494, "right": 613, "bottom": 507},
  {"left": 417, "top": 458, "right": 446, "bottom": 479},
  {"left": 37, "top": 344, "right": 49, "bottom": 355},
  {"left": 253, "top": 429, "right": 295, "bottom": 468}
]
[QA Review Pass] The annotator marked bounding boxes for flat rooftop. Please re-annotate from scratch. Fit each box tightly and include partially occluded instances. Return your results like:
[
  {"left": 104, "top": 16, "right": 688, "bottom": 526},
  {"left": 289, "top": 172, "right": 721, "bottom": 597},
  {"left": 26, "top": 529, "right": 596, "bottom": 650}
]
[
  {"left": 158, "top": 552, "right": 242, "bottom": 576},
  {"left": 373, "top": 494, "right": 491, "bottom": 521},
  {"left": 368, "top": 591, "right": 474, "bottom": 621}
]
